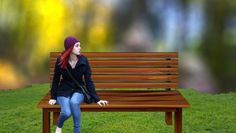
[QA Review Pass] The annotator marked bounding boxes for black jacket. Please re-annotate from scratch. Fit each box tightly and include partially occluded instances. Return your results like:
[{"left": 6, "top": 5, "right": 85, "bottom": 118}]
[{"left": 50, "top": 55, "right": 101, "bottom": 103}]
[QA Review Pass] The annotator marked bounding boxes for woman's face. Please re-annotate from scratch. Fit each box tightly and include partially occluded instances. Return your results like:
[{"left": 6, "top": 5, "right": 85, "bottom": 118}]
[{"left": 72, "top": 42, "right": 81, "bottom": 55}]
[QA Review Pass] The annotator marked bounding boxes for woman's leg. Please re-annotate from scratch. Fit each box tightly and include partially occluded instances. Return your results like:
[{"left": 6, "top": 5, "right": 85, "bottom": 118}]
[
  {"left": 57, "top": 96, "right": 72, "bottom": 128},
  {"left": 70, "top": 92, "right": 84, "bottom": 133}
]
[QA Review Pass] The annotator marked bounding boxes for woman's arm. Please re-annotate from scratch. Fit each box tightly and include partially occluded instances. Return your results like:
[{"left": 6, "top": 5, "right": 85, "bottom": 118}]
[
  {"left": 50, "top": 57, "right": 61, "bottom": 100},
  {"left": 83, "top": 57, "right": 101, "bottom": 103}
]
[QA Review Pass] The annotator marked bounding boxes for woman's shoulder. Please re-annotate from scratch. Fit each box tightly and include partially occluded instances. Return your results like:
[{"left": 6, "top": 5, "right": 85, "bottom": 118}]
[
  {"left": 78, "top": 54, "right": 90, "bottom": 65},
  {"left": 55, "top": 55, "right": 63, "bottom": 66}
]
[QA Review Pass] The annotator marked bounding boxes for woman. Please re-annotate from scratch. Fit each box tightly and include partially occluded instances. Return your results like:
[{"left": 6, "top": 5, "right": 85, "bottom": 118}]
[{"left": 48, "top": 36, "right": 109, "bottom": 133}]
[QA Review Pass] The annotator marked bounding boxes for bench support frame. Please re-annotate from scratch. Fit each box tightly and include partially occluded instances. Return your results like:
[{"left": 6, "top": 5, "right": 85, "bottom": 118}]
[{"left": 41, "top": 107, "right": 183, "bottom": 133}]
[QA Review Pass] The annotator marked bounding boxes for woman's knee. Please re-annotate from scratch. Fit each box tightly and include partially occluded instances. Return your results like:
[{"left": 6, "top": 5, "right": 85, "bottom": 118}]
[
  {"left": 70, "top": 92, "right": 84, "bottom": 105},
  {"left": 70, "top": 99, "right": 82, "bottom": 105},
  {"left": 61, "top": 110, "right": 71, "bottom": 118}
]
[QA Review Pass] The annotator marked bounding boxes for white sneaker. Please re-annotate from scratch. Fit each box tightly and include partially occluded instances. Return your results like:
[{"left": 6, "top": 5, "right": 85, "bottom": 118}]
[{"left": 55, "top": 127, "right": 62, "bottom": 133}]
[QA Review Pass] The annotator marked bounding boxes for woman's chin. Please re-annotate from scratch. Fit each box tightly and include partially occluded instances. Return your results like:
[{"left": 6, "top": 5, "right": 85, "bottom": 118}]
[{"left": 73, "top": 52, "right": 80, "bottom": 55}]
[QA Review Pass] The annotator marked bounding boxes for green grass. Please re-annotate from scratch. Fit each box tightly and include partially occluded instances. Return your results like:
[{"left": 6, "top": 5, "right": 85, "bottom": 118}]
[{"left": 0, "top": 84, "right": 235, "bottom": 133}]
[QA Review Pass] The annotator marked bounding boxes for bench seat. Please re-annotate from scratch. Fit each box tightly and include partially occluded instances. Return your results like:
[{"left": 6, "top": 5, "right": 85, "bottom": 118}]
[{"left": 38, "top": 90, "right": 190, "bottom": 110}]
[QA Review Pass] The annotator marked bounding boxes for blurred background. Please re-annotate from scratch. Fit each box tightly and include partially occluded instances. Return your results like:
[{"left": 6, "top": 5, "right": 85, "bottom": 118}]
[{"left": 0, "top": 0, "right": 235, "bottom": 93}]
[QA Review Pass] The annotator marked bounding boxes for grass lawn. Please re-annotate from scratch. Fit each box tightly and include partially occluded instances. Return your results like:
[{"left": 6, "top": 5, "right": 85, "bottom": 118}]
[{"left": 0, "top": 83, "right": 235, "bottom": 133}]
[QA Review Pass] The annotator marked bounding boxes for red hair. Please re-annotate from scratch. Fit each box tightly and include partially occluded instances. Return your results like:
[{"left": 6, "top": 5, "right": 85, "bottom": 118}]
[{"left": 59, "top": 47, "right": 82, "bottom": 69}]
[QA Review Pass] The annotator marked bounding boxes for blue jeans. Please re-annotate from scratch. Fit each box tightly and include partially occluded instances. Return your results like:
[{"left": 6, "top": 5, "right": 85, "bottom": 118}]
[{"left": 57, "top": 92, "right": 84, "bottom": 133}]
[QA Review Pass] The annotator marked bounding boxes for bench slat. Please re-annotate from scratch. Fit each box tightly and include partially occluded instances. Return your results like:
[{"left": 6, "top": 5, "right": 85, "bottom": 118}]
[
  {"left": 44, "top": 90, "right": 181, "bottom": 97},
  {"left": 43, "top": 90, "right": 182, "bottom": 98},
  {"left": 50, "top": 75, "right": 178, "bottom": 81},
  {"left": 50, "top": 68, "right": 179, "bottom": 74},
  {"left": 42, "top": 96, "right": 185, "bottom": 101},
  {"left": 48, "top": 82, "right": 178, "bottom": 88},
  {"left": 50, "top": 60, "right": 178, "bottom": 67},
  {"left": 50, "top": 83, "right": 178, "bottom": 88},
  {"left": 41, "top": 96, "right": 187, "bottom": 102},
  {"left": 50, "top": 52, "right": 178, "bottom": 58}
]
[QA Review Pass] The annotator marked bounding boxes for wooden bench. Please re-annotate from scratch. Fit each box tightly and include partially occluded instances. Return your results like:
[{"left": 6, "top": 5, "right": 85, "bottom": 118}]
[{"left": 37, "top": 52, "right": 190, "bottom": 133}]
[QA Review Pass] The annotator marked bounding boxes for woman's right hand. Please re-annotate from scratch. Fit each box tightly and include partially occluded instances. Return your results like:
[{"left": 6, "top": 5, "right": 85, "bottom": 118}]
[{"left": 49, "top": 99, "right": 57, "bottom": 105}]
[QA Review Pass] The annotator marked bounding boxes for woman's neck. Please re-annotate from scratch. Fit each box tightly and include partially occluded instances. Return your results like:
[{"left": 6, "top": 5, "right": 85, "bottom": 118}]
[{"left": 69, "top": 53, "right": 78, "bottom": 62}]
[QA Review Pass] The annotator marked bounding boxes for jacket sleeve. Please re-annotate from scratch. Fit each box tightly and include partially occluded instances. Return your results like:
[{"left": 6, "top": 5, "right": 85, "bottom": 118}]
[
  {"left": 84, "top": 57, "right": 101, "bottom": 103},
  {"left": 50, "top": 57, "right": 61, "bottom": 100}
]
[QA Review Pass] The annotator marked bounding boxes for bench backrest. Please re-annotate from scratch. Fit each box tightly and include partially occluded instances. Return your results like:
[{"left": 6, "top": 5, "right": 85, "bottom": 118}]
[{"left": 50, "top": 52, "right": 179, "bottom": 90}]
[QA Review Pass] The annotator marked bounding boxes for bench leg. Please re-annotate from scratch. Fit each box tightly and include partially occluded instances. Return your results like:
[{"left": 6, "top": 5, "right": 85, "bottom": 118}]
[
  {"left": 174, "top": 108, "right": 182, "bottom": 133},
  {"left": 43, "top": 109, "right": 50, "bottom": 133},
  {"left": 165, "top": 112, "right": 172, "bottom": 125},
  {"left": 53, "top": 112, "right": 60, "bottom": 125}
]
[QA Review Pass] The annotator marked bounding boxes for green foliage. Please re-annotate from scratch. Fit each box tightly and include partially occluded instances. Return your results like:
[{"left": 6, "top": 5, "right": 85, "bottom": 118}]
[{"left": 0, "top": 84, "right": 235, "bottom": 133}]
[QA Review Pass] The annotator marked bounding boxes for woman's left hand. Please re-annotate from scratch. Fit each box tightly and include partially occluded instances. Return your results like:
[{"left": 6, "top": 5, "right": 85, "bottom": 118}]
[{"left": 97, "top": 100, "right": 109, "bottom": 107}]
